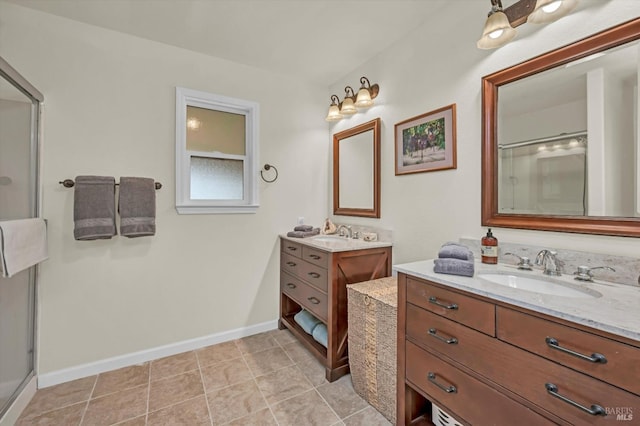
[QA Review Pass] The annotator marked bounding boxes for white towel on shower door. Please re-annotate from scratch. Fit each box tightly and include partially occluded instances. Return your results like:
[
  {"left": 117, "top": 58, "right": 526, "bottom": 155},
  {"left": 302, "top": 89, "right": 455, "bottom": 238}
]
[{"left": 0, "top": 218, "right": 48, "bottom": 278}]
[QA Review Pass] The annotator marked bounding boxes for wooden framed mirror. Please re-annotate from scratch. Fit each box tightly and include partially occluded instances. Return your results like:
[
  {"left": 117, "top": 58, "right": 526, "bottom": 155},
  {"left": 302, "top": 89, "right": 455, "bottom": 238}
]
[
  {"left": 333, "top": 118, "right": 381, "bottom": 218},
  {"left": 481, "top": 18, "right": 640, "bottom": 237}
]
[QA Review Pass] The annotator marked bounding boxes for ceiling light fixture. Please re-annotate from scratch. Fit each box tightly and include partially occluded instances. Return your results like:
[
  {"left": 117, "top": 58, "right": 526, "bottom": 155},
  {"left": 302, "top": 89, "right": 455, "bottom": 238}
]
[
  {"left": 325, "top": 76, "right": 379, "bottom": 122},
  {"left": 527, "top": 0, "right": 578, "bottom": 24},
  {"left": 478, "top": 0, "right": 579, "bottom": 50},
  {"left": 477, "top": 0, "right": 516, "bottom": 50}
]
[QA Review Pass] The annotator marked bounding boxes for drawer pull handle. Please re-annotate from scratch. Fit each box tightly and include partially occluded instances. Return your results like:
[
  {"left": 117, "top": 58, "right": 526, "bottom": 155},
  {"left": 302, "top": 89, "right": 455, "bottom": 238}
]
[
  {"left": 308, "top": 297, "right": 321, "bottom": 305},
  {"left": 286, "top": 262, "right": 297, "bottom": 267},
  {"left": 309, "top": 254, "right": 322, "bottom": 260},
  {"left": 428, "top": 296, "right": 458, "bottom": 310},
  {"left": 286, "top": 283, "right": 296, "bottom": 289},
  {"left": 428, "top": 328, "right": 458, "bottom": 345},
  {"left": 308, "top": 272, "right": 321, "bottom": 279},
  {"left": 544, "top": 383, "right": 606, "bottom": 416},
  {"left": 428, "top": 372, "right": 457, "bottom": 394},
  {"left": 545, "top": 337, "right": 607, "bottom": 364},
  {"left": 287, "top": 246, "right": 298, "bottom": 251}
]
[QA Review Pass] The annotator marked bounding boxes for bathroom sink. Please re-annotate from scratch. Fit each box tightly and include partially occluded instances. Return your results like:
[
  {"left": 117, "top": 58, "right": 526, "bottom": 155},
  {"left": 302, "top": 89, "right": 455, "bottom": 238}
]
[
  {"left": 477, "top": 273, "right": 600, "bottom": 298},
  {"left": 312, "top": 235, "right": 350, "bottom": 243}
]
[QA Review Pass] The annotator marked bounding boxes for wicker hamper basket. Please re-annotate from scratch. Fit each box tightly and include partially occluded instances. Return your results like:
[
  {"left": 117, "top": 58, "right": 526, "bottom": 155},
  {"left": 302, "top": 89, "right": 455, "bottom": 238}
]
[{"left": 347, "top": 277, "right": 397, "bottom": 424}]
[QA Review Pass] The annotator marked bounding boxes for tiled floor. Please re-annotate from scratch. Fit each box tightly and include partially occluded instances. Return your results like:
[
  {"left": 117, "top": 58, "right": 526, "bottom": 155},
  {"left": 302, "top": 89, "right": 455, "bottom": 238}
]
[{"left": 16, "top": 329, "right": 392, "bottom": 425}]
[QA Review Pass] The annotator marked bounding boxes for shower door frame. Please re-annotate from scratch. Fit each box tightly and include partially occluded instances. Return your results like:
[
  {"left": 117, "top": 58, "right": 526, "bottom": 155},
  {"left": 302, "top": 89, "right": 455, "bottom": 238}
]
[{"left": 0, "top": 55, "right": 43, "bottom": 420}]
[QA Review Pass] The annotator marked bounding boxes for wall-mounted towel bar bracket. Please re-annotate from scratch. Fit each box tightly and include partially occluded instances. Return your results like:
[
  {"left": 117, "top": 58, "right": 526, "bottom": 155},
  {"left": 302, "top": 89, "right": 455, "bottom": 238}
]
[
  {"left": 59, "top": 179, "right": 162, "bottom": 190},
  {"left": 260, "top": 164, "right": 278, "bottom": 183}
]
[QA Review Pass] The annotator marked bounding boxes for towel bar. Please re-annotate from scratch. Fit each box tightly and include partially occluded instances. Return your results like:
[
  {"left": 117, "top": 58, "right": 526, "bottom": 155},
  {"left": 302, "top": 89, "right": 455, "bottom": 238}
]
[{"left": 59, "top": 179, "right": 162, "bottom": 190}]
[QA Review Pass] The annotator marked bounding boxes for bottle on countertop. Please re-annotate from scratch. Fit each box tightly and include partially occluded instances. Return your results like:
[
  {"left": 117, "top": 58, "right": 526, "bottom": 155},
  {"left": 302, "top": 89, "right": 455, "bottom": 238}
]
[{"left": 481, "top": 228, "right": 498, "bottom": 264}]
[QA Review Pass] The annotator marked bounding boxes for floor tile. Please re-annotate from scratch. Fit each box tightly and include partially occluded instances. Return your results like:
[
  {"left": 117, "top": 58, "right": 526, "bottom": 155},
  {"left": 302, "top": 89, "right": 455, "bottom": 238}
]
[
  {"left": 113, "top": 415, "right": 147, "bottom": 425},
  {"left": 317, "top": 375, "right": 368, "bottom": 419},
  {"left": 281, "top": 340, "right": 316, "bottom": 364},
  {"left": 19, "top": 376, "right": 96, "bottom": 420},
  {"left": 206, "top": 379, "right": 266, "bottom": 424},
  {"left": 271, "top": 389, "right": 340, "bottom": 426},
  {"left": 82, "top": 385, "right": 147, "bottom": 426},
  {"left": 16, "top": 401, "right": 85, "bottom": 425},
  {"left": 296, "top": 356, "right": 328, "bottom": 387},
  {"left": 224, "top": 407, "right": 277, "bottom": 425},
  {"left": 148, "top": 370, "right": 203, "bottom": 412},
  {"left": 196, "top": 341, "right": 242, "bottom": 367},
  {"left": 235, "top": 333, "right": 279, "bottom": 354},
  {"left": 343, "top": 406, "right": 392, "bottom": 425},
  {"left": 243, "top": 347, "right": 294, "bottom": 376},
  {"left": 93, "top": 363, "right": 149, "bottom": 397},
  {"left": 270, "top": 329, "right": 297, "bottom": 346},
  {"left": 255, "top": 365, "right": 313, "bottom": 405},
  {"left": 150, "top": 351, "right": 198, "bottom": 381},
  {"left": 200, "top": 358, "right": 253, "bottom": 392},
  {"left": 147, "top": 395, "right": 210, "bottom": 425}
]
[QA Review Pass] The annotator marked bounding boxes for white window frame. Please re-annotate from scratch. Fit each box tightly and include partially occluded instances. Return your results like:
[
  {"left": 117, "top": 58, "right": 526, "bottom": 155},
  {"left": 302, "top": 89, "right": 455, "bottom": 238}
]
[{"left": 175, "top": 87, "right": 259, "bottom": 214}]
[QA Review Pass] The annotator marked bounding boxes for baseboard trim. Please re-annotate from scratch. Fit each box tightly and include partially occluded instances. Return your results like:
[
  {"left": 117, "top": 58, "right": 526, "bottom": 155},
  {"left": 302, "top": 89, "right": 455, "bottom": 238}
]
[
  {"left": 38, "top": 319, "right": 278, "bottom": 388},
  {"left": 0, "top": 375, "right": 37, "bottom": 426}
]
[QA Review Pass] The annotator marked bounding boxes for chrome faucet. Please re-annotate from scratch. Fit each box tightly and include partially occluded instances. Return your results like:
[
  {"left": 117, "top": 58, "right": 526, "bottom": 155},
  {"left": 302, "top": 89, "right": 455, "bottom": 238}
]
[
  {"left": 504, "top": 252, "right": 533, "bottom": 270},
  {"left": 573, "top": 266, "right": 615, "bottom": 282},
  {"left": 337, "top": 225, "right": 352, "bottom": 238},
  {"left": 535, "top": 250, "right": 563, "bottom": 276}
]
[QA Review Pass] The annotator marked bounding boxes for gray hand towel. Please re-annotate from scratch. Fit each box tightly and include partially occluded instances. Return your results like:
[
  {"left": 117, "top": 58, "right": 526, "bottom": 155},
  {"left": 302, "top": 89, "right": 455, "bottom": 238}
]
[
  {"left": 286, "top": 228, "right": 320, "bottom": 238},
  {"left": 438, "top": 242, "right": 474, "bottom": 261},
  {"left": 119, "top": 177, "right": 156, "bottom": 238},
  {"left": 433, "top": 258, "right": 474, "bottom": 277},
  {"left": 73, "top": 176, "right": 117, "bottom": 240},
  {"left": 294, "top": 225, "right": 314, "bottom": 232}
]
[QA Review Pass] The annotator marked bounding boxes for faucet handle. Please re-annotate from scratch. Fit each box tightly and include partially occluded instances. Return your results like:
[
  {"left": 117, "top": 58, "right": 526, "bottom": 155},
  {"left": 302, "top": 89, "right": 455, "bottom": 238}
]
[
  {"left": 504, "top": 253, "right": 533, "bottom": 270},
  {"left": 573, "top": 265, "right": 615, "bottom": 282}
]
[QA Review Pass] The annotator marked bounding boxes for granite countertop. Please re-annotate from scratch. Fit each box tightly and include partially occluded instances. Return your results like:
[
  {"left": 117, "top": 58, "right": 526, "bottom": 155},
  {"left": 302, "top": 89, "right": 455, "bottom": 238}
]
[
  {"left": 280, "top": 234, "right": 392, "bottom": 253},
  {"left": 394, "top": 259, "right": 640, "bottom": 342}
]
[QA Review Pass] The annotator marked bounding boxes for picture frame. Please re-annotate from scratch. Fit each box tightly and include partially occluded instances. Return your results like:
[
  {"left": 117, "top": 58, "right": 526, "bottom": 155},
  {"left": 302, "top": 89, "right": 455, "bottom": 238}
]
[{"left": 394, "top": 103, "right": 457, "bottom": 175}]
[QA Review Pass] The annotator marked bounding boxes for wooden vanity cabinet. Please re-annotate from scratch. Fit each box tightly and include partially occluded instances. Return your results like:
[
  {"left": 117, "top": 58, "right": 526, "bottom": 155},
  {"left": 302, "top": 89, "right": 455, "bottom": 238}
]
[
  {"left": 279, "top": 238, "right": 392, "bottom": 382},
  {"left": 397, "top": 273, "right": 640, "bottom": 426}
]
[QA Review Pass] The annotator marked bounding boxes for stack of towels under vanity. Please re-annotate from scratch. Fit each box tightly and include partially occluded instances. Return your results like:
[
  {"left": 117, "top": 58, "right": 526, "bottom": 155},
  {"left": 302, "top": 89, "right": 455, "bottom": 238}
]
[
  {"left": 286, "top": 224, "right": 320, "bottom": 238},
  {"left": 433, "top": 242, "right": 475, "bottom": 277},
  {"left": 293, "top": 309, "right": 327, "bottom": 348}
]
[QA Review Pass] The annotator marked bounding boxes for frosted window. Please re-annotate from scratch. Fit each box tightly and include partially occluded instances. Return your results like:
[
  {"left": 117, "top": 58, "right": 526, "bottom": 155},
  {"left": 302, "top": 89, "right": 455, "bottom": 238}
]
[{"left": 190, "top": 157, "right": 243, "bottom": 200}]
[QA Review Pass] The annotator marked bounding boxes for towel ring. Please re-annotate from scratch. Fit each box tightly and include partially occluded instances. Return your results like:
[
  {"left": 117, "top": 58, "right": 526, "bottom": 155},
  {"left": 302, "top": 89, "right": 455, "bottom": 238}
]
[{"left": 260, "top": 164, "right": 278, "bottom": 183}]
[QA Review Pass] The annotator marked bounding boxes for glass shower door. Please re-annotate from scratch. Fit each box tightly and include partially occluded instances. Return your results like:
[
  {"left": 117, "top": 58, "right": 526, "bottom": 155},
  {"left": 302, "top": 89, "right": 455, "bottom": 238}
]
[{"left": 0, "top": 59, "right": 40, "bottom": 417}]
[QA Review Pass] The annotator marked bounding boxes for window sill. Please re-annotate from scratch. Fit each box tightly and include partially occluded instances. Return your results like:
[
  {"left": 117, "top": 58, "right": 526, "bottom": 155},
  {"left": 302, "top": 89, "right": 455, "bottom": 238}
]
[{"left": 176, "top": 205, "right": 259, "bottom": 215}]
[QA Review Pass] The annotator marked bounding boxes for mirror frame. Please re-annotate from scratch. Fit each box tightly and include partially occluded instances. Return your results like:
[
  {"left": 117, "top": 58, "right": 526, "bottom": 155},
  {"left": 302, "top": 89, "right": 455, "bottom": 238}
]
[
  {"left": 333, "top": 118, "right": 381, "bottom": 218},
  {"left": 481, "top": 18, "right": 640, "bottom": 237}
]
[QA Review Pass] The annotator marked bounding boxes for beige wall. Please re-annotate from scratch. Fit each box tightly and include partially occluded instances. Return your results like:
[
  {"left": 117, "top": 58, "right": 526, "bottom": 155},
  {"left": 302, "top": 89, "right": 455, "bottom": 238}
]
[
  {"left": 0, "top": 2, "right": 328, "bottom": 374},
  {"left": 329, "top": 0, "right": 640, "bottom": 263}
]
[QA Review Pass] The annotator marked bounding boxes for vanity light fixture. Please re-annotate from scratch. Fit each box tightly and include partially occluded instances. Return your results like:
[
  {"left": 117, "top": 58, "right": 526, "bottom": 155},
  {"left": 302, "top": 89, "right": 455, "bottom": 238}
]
[
  {"left": 325, "top": 95, "right": 344, "bottom": 122},
  {"left": 527, "top": 0, "right": 578, "bottom": 24},
  {"left": 477, "top": 0, "right": 516, "bottom": 50},
  {"left": 325, "top": 76, "right": 380, "bottom": 122},
  {"left": 478, "top": 0, "right": 579, "bottom": 50}
]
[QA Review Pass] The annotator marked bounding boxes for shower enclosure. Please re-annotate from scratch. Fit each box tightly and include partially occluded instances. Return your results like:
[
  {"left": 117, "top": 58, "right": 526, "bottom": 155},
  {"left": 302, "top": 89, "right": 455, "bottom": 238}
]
[{"left": 0, "top": 56, "right": 42, "bottom": 419}]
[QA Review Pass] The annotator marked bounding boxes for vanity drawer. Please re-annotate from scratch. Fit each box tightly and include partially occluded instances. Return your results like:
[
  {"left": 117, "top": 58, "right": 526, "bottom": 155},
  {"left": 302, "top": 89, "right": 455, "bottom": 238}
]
[
  {"left": 282, "top": 240, "right": 302, "bottom": 258},
  {"left": 497, "top": 307, "right": 640, "bottom": 396},
  {"left": 302, "top": 245, "right": 329, "bottom": 268},
  {"left": 281, "top": 252, "right": 328, "bottom": 292},
  {"left": 405, "top": 341, "right": 550, "bottom": 426},
  {"left": 281, "top": 272, "right": 327, "bottom": 322},
  {"left": 406, "top": 304, "right": 499, "bottom": 375},
  {"left": 406, "top": 277, "right": 495, "bottom": 336}
]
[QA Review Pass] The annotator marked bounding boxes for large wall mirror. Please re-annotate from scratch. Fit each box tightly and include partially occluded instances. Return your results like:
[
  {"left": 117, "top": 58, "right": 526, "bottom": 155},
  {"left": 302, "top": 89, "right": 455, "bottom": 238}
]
[
  {"left": 482, "top": 18, "right": 640, "bottom": 237},
  {"left": 333, "top": 118, "right": 381, "bottom": 218}
]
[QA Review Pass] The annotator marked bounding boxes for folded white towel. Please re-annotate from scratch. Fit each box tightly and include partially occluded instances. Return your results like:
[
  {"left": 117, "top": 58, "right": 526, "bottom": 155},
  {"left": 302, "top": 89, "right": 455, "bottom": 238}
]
[{"left": 0, "top": 218, "right": 48, "bottom": 278}]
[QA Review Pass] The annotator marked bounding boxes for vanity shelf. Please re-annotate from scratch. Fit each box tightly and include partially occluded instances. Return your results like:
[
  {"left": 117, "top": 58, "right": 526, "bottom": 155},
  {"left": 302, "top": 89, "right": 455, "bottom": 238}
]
[
  {"left": 279, "top": 236, "right": 392, "bottom": 382},
  {"left": 397, "top": 270, "right": 640, "bottom": 425}
]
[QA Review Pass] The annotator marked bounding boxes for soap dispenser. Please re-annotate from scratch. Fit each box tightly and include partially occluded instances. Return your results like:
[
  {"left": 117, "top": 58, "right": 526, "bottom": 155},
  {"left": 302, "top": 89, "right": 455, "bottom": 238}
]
[{"left": 481, "top": 228, "right": 498, "bottom": 264}]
